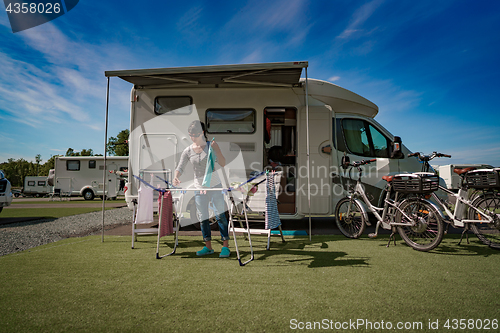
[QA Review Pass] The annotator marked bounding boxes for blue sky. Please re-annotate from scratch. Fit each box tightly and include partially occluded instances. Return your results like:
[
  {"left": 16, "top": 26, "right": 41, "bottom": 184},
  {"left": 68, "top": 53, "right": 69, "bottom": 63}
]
[{"left": 1, "top": 0, "right": 499, "bottom": 166}]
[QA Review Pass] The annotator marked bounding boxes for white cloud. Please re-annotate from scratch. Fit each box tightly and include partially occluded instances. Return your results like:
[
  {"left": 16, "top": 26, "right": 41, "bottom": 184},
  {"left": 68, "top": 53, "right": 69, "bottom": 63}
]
[
  {"left": 337, "top": 0, "right": 385, "bottom": 40},
  {"left": 218, "top": 0, "right": 310, "bottom": 63}
]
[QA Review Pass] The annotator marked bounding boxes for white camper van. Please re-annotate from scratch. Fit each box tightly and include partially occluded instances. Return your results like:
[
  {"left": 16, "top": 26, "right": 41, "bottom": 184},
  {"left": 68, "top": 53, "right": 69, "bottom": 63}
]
[
  {"left": 49, "top": 156, "right": 128, "bottom": 200},
  {"left": 23, "top": 176, "right": 51, "bottom": 197},
  {"left": 105, "top": 62, "right": 422, "bottom": 220},
  {"left": 0, "top": 170, "right": 13, "bottom": 213}
]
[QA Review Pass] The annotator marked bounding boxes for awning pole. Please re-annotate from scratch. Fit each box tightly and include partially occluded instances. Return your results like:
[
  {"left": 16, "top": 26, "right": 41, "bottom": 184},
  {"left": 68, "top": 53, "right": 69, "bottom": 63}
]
[
  {"left": 305, "top": 67, "right": 311, "bottom": 241},
  {"left": 102, "top": 77, "right": 110, "bottom": 242}
]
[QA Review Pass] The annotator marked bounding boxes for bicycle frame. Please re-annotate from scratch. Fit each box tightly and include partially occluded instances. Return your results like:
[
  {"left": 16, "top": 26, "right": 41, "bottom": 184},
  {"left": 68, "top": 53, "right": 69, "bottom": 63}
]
[
  {"left": 347, "top": 178, "right": 415, "bottom": 231},
  {"left": 413, "top": 152, "right": 495, "bottom": 228},
  {"left": 431, "top": 186, "right": 495, "bottom": 228}
]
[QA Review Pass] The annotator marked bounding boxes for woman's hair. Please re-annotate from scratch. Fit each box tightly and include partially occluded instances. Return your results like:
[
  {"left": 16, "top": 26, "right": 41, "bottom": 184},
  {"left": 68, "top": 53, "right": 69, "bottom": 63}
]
[{"left": 188, "top": 120, "right": 207, "bottom": 140}]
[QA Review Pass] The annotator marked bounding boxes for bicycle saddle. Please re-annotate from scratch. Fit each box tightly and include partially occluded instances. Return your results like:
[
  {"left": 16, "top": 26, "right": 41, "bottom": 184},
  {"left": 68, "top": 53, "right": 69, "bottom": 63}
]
[
  {"left": 453, "top": 167, "right": 475, "bottom": 175},
  {"left": 382, "top": 175, "right": 394, "bottom": 182}
]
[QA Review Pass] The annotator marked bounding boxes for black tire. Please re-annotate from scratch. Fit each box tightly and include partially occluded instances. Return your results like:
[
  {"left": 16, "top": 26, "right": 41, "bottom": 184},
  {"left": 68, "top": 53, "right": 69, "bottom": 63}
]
[
  {"left": 469, "top": 194, "right": 500, "bottom": 249},
  {"left": 335, "top": 197, "right": 366, "bottom": 238},
  {"left": 82, "top": 189, "right": 95, "bottom": 201},
  {"left": 396, "top": 198, "right": 444, "bottom": 251}
]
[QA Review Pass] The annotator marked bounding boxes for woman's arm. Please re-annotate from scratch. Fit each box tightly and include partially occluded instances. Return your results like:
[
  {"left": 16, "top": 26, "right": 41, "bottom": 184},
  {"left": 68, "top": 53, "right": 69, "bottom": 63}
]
[
  {"left": 173, "top": 147, "right": 189, "bottom": 186},
  {"left": 211, "top": 141, "right": 226, "bottom": 167}
]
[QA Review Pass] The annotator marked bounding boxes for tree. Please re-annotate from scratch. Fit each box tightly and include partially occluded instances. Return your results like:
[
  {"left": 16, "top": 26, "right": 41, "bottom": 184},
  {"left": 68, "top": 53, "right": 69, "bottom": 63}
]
[
  {"left": 65, "top": 148, "right": 94, "bottom": 156},
  {"left": 39, "top": 155, "right": 57, "bottom": 176},
  {"left": 66, "top": 148, "right": 76, "bottom": 156},
  {"left": 35, "top": 154, "right": 42, "bottom": 176},
  {"left": 107, "top": 129, "right": 129, "bottom": 156},
  {"left": 80, "top": 149, "right": 93, "bottom": 156}
]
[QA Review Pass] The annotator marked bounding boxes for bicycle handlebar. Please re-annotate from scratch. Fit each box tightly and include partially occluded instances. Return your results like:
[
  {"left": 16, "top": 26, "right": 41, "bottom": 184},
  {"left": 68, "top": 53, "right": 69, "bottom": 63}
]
[
  {"left": 344, "top": 159, "right": 377, "bottom": 181},
  {"left": 408, "top": 152, "right": 451, "bottom": 161},
  {"left": 350, "top": 159, "right": 377, "bottom": 168}
]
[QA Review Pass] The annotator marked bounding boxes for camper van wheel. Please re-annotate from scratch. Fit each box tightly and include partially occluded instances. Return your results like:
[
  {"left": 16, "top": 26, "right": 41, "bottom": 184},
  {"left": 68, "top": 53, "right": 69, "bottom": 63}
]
[{"left": 83, "top": 189, "right": 95, "bottom": 201}]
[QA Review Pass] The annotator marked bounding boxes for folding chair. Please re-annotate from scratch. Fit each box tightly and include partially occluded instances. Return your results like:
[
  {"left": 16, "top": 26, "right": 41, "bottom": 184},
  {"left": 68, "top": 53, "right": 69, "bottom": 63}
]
[{"left": 49, "top": 188, "right": 62, "bottom": 201}]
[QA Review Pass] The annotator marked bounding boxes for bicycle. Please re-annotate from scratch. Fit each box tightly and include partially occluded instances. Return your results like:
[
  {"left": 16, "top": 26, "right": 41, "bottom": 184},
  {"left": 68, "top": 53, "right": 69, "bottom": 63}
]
[
  {"left": 409, "top": 152, "right": 500, "bottom": 249},
  {"left": 335, "top": 157, "right": 444, "bottom": 251}
]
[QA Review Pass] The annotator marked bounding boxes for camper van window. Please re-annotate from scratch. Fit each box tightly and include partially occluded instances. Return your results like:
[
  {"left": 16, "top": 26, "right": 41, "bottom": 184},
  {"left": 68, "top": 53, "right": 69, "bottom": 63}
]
[
  {"left": 342, "top": 119, "right": 389, "bottom": 158},
  {"left": 66, "top": 160, "right": 80, "bottom": 171},
  {"left": 38, "top": 181, "right": 46, "bottom": 186},
  {"left": 154, "top": 96, "right": 193, "bottom": 115},
  {"left": 368, "top": 124, "right": 390, "bottom": 158},
  {"left": 28, "top": 181, "right": 35, "bottom": 186},
  {"left": 89, "top": 160, "right": 96, "bottom": 169},
  {"left": 206, "top": 109, "right": 255, "bottom": 133}
]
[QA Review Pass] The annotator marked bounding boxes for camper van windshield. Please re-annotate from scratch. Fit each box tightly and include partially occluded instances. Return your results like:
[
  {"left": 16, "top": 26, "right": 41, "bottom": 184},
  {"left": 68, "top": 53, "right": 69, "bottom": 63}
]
[
  {"left": 154, "top": 96, "right": 193, "bottom": 115},
  {"left": 206, "top": 109, "right": 255, "bottom": 133}
]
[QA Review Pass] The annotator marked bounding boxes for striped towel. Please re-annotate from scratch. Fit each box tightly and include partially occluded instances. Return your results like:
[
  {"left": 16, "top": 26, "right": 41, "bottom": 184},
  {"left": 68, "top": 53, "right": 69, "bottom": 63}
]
[
  {"left": 265, "top": 171, "right": 281, "bottom": 230},
  {"left": 158, "top": 191, "right": 174, "bottom": 237}
]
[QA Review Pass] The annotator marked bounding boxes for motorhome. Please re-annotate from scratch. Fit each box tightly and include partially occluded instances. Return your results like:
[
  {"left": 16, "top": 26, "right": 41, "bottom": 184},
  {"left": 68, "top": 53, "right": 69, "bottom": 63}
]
[
  {"left": 23, "top": 176, "right": 51, "bottom": 197},
  {"left": 105, "top": 61, "right": 423, "bottom": 221},
  {"left": 0, "top": 170, "right": 12, "bottom": 213},
  {"left": 49, "top": 156, "right": 128, "bottom": 200}
]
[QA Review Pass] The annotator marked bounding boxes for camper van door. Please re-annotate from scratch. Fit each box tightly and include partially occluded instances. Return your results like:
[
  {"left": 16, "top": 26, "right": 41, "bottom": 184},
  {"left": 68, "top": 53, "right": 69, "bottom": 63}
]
[
  {"left": 334, "top": 115, "right": 397, "bottom": 205},
  {"left": 297, "top": 105, "right": 332, "bottom": 215}
]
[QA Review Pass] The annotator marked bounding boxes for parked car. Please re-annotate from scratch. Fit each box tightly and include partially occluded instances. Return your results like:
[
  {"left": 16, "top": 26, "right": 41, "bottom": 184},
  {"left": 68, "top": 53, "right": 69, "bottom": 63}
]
[
  {"left": 11, "top": 189, "right": 22, "bottom": 198},
  {"left": 0, "top": 170, "right": 13, "bottom": 213}
]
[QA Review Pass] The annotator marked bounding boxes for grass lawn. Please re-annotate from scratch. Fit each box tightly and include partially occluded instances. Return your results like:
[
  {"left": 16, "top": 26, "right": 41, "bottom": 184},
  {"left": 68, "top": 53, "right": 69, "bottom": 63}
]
[
  {"left": 1, "top": 207, "right": 118, "bottom": 219},
  {"left": 10, "top": 199, "right": 126, "bottom": 205},
  {"left": 1, "top": 233, "right": 499, "bottom": 332}
]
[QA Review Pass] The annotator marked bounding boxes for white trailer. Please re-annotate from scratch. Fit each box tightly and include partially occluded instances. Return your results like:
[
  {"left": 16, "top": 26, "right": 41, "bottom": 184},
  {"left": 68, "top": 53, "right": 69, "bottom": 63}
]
[
  {"left": 438, "top": 164, "right": 493, "bottom": 191},
  {"left": 49, "top": 156, "right": 128, "bottom": 200},
  {"left": 105, "top": 61, "right": 423, "bottom": 223},
  {"left": 23, "top": 176, "right": 51, "bottom": 197},
  {"left": 0, "top": 170, "right": 12, "bottom": 213}
]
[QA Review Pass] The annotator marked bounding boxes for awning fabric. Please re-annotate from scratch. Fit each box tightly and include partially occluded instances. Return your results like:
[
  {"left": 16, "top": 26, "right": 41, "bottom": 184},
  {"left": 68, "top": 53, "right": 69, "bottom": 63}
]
[{"left": 105, "top": 61, "right": 308, "bottom": 88}]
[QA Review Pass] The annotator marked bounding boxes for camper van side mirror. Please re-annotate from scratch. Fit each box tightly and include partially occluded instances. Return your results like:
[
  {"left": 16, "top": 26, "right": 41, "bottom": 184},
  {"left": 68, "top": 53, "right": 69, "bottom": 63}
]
[
  {"left": 341, "top": 155, "right": 350, "bottom": 169},
  {"left": 391, "top": 136, "right": 404, "bottom": 159}
]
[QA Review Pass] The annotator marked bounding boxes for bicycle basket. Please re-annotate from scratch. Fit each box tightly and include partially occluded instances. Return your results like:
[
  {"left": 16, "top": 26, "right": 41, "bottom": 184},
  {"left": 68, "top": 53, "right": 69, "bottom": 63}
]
[
  {"left": 464, "top": 169, "right": 500, "bottom": 189},
  {"left": 392, "top": 173, "right": 439, "bottom": 194}
]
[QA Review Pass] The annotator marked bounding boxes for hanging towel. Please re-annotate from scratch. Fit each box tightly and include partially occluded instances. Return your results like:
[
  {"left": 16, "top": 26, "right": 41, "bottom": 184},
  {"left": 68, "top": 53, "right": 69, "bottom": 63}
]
[
  {"left": 265, "top": 171, "right": 281, "bottom": 230},
  {"left": 135, "top": 183, "right": 154, "bottom": 224},
  {"left": 158, "top": 191, "right": 174, "bottom": 237},
  {"left": 202, "top": 141, "right": 216, "bottom": 187}
]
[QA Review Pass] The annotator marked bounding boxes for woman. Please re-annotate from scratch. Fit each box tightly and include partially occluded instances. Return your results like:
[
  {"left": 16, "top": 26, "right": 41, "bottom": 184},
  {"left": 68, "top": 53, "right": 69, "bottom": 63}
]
[{"left": 173, "top": 120, "right": 230, "bottom": 257}]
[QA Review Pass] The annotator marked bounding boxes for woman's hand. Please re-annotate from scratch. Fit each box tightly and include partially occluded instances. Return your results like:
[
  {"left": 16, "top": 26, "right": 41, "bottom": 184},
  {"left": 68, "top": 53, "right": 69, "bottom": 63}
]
[{"left": 173, "top": 177, "right": 181, "bottom": 186}]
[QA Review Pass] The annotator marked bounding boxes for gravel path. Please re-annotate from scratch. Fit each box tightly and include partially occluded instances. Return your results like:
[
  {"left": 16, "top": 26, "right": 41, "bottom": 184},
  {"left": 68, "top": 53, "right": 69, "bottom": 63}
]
[{"left": 0, "top": 207, "right": 133, "bottom": 256}]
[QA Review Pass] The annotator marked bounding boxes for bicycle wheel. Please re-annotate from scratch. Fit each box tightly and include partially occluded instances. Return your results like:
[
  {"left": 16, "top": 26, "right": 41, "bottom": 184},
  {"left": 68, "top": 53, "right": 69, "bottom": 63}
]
[
  {"left": 396, "top": 198, "right": 444, "bottom": 251},
  {"left": 469, "top": 193, "right": 500, "bottom": 249},
  {"left": 335, "top": 197, "right": 366, "bottom": 238}
]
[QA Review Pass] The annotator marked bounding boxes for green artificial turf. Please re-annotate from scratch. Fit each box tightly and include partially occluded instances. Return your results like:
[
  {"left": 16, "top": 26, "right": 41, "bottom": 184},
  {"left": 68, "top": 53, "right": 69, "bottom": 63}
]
[{"left": 1, "top": 233, "right": 499, "bottom": 332}]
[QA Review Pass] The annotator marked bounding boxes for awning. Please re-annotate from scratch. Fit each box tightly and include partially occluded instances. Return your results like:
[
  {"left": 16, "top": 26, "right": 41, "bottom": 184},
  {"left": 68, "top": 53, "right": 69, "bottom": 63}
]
[{"left": 105, "top": 61, "right": 308, "bottom": 88}]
